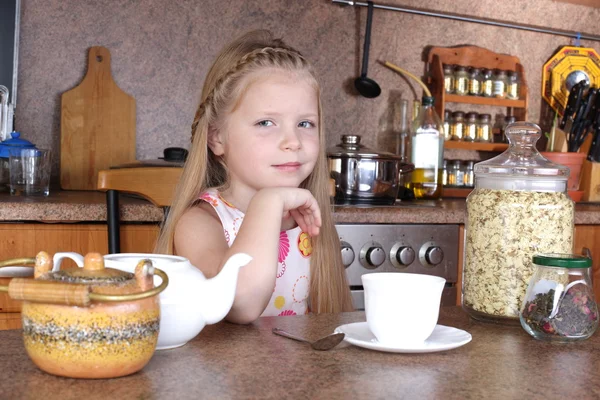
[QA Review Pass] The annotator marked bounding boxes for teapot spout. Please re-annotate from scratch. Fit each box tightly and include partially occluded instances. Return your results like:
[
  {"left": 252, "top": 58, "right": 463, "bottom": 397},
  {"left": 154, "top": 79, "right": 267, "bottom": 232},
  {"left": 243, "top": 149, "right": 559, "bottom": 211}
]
[{"left": 200, "top": 253, "right": 252, "bottom": 325}]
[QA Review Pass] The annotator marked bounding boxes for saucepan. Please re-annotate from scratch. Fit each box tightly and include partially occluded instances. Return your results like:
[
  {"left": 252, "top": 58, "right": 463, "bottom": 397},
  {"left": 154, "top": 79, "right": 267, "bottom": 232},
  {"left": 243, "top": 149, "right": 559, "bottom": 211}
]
[{"left": 327, "top": 135, "right": 414, "bottom": 205}]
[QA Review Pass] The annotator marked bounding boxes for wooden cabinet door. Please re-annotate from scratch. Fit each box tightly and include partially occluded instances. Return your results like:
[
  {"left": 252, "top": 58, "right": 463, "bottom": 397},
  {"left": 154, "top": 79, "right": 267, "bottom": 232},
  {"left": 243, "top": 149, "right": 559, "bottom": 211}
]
[
  {"left": 574, "top": 225, "right": 600, "bottom": 303},
  {"left": 0, "top": 223, "right": 159, "bottom": 314}
]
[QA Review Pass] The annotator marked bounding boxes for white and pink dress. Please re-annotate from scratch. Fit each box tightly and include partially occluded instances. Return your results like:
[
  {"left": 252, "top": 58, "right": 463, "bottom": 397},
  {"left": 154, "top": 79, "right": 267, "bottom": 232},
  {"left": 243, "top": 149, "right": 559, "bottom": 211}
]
[{"left": 199, "top": 189, "right": 312, "bottom": 316}]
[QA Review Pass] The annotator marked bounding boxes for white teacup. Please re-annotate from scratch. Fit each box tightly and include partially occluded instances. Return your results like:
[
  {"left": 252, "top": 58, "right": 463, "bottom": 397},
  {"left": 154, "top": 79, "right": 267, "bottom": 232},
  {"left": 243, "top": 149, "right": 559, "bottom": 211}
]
[{"left": 362, "top": 272, "right": 446, "bottom": 346}]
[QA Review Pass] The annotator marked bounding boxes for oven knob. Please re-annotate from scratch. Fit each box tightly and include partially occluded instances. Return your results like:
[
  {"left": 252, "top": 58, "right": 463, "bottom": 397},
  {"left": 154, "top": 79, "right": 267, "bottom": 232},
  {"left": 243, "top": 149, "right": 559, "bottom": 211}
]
[
  {"left": 425, "top": 246, "right": 444, "bottom": 266},
  {"left": 365, "top": 246, "right": 386, "bottom": 267},
  {"left": 340, "top": 241, "right": 355, "bottom": 268},
  {"left": 395, "top": 246, "right": 415, "bottom": 266}
]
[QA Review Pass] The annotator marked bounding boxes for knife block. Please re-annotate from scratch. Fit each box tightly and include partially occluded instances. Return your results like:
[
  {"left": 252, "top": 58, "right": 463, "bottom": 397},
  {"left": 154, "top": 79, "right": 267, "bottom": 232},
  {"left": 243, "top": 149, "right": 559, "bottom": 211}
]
[{"left": 580, "top": 160, "right": 600, "bottom": 202}]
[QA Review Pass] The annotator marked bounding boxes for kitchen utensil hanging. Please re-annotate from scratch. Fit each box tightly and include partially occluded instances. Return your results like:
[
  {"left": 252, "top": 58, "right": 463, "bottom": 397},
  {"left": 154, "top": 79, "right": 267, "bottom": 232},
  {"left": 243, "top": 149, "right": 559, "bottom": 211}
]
[
  {"left": 542, "top": 46, "right": 600, "bottom": 117},
  {"left": 354, "top": 1, "right": 381, "bottom": 98}
]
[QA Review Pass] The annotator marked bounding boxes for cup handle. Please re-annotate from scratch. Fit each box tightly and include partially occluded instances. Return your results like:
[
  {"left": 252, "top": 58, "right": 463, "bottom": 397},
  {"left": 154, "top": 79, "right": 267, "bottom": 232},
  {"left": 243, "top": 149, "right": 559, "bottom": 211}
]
[{"left": 52, "top": 252, "right": 84, "bottom": 271}]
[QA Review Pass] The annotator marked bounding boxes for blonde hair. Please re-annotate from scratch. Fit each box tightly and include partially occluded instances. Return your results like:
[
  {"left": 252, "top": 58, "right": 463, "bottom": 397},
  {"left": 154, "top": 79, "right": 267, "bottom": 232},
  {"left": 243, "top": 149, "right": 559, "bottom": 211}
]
[{"left": 155, "top": 30, "right": 353, "bottom": 313}]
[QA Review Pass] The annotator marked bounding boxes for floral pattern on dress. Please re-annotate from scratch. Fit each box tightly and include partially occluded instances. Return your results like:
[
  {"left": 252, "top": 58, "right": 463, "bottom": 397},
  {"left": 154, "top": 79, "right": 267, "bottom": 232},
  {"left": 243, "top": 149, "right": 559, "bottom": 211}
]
[
  {"left": 218, "top": 193, "right": 236, "bottom": 208},
  {"left": 277, "top": 260, "right": 287, "bottom": 278},
  {"left": 278, "top": 310, "right": 297, "bottom": 317},
  {"left": 297, "top": 232, "right": 312, "bottom": 258},
  {"left": 199, "top": 193, "right": 218, "bottom": 207},
  {"left": 279, "top": 231, "right": 290, "bottom": 262}
]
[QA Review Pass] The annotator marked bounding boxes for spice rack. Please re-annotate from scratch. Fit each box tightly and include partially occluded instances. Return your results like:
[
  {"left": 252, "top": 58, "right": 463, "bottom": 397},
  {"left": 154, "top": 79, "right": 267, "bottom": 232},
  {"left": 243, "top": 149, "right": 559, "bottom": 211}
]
[{"left": 428, "top": 45, "right": 529, "bottom": 151}]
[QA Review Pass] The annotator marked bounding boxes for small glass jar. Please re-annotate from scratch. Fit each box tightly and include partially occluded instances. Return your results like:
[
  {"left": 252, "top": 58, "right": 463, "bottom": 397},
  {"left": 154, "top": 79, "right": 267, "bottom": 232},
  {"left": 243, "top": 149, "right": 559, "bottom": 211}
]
[
  {"left": 468, "top": 68, "right": 482, "bottom": 96},
  {"left": 481, "top": 69, "right": 494, "bottom": 97},
  {"left": 442, "top": 159, "right": 448, "bottom": 186},
  {"left": 463, "top": 122, "right": 574, "bottom": 323},
  {"left": 493, "top": 69, "right": 508, "bottom": 98},
  {"left": 443, "top": 64, "right": 455, "bottom": 94},
  {"left": 450, "top": 111, "right": 465, "bottom": 141},
  {"left": 464, "top": 112, "right": 478, "bottom": 142},
  {"left": 506, "top": 71, "right": 520, "bottom": 100},
  {"left": 443, "top": 109, "right": 451, "bottom": 141},
  {"left": 453, "top": 66, "right": 468, "bottom": 96},
  {"left": 453, "top": 160, "right": 464, "bottom": 186},
  {"left": 463, "top": 161, "right": 474, "bottom": 187},
  {"left": 497, "top": 115, "right": 517, "bottom": 143},
  {"left": 520, "top": 254, "right": 597, "bottom": 342},
  {"left": 476, "top": 114, "right": 492, "bottom": 142}
]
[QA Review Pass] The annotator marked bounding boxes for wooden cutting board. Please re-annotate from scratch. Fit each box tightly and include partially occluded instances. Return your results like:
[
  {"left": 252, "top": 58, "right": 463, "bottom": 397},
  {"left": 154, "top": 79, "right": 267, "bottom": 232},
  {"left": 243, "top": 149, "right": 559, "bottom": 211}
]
[{"left": 60, "top": 46, "right": 136, "bottom": 190}]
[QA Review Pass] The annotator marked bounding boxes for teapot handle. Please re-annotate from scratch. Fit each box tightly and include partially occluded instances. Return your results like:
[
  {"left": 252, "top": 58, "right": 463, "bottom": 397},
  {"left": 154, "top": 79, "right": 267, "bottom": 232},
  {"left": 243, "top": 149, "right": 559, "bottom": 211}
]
[{"left": 52, "top": 252, "right": 84, "bottom": 271}]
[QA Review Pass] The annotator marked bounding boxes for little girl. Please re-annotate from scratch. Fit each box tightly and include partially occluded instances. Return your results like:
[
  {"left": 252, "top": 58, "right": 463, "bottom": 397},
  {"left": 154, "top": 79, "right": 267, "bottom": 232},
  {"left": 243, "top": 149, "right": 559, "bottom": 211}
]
[{"left": 155, "top": 30, "right": 353, "bottom": 323}]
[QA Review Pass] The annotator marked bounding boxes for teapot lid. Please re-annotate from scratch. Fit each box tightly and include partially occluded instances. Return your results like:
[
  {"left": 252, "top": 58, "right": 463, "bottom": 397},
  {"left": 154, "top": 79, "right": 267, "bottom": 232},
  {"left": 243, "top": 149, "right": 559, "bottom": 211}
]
[
  {"left": 327, "top": 135, "right": 404, "bottom": 160},
  {"left": 474, "top": 122, "right": 569, "bottom": 192},
  {"left": 0, "top": 131, "right": 37, "bottom": 158},
  {"left": 42, "top": 253, "right": 134, "bottom": 285}
]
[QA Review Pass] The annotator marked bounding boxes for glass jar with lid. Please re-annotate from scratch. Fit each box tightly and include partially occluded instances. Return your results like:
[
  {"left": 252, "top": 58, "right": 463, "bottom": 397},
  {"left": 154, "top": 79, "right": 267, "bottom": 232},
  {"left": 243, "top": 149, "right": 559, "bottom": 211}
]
[
  {"left": 468, "top": 68, "right": 482, "bottom": 96},
  {"left": 520, "top": 254, "right": 597, "bottom": 342},
  {"left": 476, "top": 114, "right": 492, "bottom": 142},
  {"left": 443, "top": 109, "right": 451, "bottom": 141},
  {"left": 453, "top": 66, "right": 468, "bottom": 96},
  {"left": 450, "top": 111, "right": 465, "bottom": 141},
  {"left": 463, "top": 122, "right": 575, "bottom": 323},
  {"left": 492, "top": 69, "right": 508, "bottom": 98},
  {"left": 464, "top": 112, "right": 478, "bottom": 142},
  {"left": 506, "top": 71, "right": 520, "bottom": 100},
  {"left": 443, "top": 64, "right": 455, "bottom": 94},
  {"left": 481, "top": 69, "right": 494, "bottom": 97}
]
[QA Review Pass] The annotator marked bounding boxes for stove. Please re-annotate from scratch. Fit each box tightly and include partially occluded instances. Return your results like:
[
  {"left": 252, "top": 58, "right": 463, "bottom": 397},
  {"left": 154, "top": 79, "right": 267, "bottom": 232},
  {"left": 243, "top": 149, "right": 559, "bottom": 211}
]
[{"left": 335, "top": 224, "right": 460, "bottom": 310}]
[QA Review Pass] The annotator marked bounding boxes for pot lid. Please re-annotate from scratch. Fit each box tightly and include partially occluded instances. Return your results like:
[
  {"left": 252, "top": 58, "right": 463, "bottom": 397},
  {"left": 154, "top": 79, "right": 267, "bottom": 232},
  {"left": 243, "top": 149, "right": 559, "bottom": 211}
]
[
  {"left": 327, "top": 135, "right": 404, "bottom": 160},
  {"left": 0, "top": 131, "right": 37, "bottom": 158},
  {"left": 44, "top": 253, "right": 134, "bottom": 285}
]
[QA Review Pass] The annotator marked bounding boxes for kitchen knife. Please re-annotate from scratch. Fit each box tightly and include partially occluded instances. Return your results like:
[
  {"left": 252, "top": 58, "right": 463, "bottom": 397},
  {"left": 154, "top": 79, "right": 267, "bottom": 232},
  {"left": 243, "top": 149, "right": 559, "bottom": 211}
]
[
  {"left": 570, "top": 88, "right": 597, "bottom": 152},
  {"left": 561, "top": 81, "right": 587, "bottom": 134}
]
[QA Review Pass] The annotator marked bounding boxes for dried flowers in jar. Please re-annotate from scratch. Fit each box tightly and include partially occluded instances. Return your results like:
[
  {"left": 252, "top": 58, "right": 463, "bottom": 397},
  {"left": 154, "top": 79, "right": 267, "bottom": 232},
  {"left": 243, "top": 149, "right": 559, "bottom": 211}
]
[
  {"left": 520, "top": 254, "right": 597, "bottom": 342},
  {"left": 463, "top": 122, "right": 574, "bottom": 323}
]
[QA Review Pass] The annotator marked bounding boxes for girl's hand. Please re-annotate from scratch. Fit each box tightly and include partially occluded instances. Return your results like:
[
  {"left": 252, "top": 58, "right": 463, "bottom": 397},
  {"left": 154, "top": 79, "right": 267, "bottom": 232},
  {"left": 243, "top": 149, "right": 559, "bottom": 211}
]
[{"left": 258, "top": 188, "right": 322, "bottom": 236}]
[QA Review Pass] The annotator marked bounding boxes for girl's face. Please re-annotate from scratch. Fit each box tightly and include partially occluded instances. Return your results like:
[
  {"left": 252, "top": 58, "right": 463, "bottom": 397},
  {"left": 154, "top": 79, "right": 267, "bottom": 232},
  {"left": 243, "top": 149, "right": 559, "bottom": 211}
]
[{"left": 210, "top": 69, "right": 320, "bottom": 195}]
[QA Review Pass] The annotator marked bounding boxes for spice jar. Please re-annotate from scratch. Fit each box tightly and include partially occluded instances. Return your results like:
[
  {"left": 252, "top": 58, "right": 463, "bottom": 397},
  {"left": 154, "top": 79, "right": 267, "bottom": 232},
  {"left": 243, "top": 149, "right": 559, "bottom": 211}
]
[
  {"left": 506, "top": 71, "right": 520, "bottom": 100},
  {"left": 492, "top": 70, "right": 508, "bottom": 98},
  {"left": 463, "top": 161, "right": 474, "bottom": 187},
  {"left": 443, "top": 64, "right": 455, "bottom": 94},
  {"left": 442, "top": 159, "right": 448, "bottom": 186},
  {"left": 497, "top": 115, "right": 517, "bottom": 143},
  {"left": 520, "top": 254, "right": 597, "bottom": 342},
  {"left": 468, "top": 68, "right": 481, "bottom": 96},
  {"left": 464, "top": 112, "right": 478, "bottom": 142},
  {"left": 453, "top": 66, "right": 468, "bottom": 96},
  {"left": 476, "top": 114, "right": 492, "bottom": 142},
  {"left": 450, "top": 111, "right": 465, "bottom": 141},
  {"left": 463, "top": 122, "right": 574, "bottom": 323},
  {"left": 443, "top": 109, "right": 451, "bottom": 141},
  {"left": 481, "top": 69, "right": 494, "bottom": 97}
]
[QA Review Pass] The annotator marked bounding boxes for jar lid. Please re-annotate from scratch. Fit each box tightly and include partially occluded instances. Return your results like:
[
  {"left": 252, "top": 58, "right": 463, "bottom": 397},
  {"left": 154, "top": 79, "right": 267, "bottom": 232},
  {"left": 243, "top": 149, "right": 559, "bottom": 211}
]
[
  {"left": 474, "top": 122, "right": 569, "bottom": 191},
  {"left": 0, "top": 131, "right": 37, "bottom": 158},
  {"left": 533, "top": 254, "right": 592, "bottom": 269},
  {"left": 452, "top": 111, "right": 465, "bottom": 117},
  {"left": 327, "top": 135, "right": 404, "bottom": 160},
  {"left": 44, "top": 253, "right": 134, "bottom": 285}
]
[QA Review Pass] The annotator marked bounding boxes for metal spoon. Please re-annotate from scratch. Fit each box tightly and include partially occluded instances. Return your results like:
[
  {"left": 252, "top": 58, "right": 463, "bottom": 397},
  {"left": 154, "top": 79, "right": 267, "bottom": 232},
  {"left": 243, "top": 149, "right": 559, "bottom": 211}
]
[
  {"left": 272, "top": 327, "right": 345, "bottom": 351},
  {"left": 354, "top": 1, "right": 381, "bottom": 98}
]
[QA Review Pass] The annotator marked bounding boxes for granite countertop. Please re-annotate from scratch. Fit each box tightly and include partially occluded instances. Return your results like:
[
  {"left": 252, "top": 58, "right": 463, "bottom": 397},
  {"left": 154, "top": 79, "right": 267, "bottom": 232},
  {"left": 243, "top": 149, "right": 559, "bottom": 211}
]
[
  {"left": 1, "top": 307, "right": 599, "bottom": 398},
  {"left": 2, "top": 191, "right": 600, "bottom": 224}
]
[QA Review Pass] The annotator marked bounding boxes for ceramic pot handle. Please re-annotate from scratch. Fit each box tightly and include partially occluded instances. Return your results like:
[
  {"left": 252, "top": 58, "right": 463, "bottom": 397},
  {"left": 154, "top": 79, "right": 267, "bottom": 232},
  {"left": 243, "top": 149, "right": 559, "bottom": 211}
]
[
  {"left": 52, "top": 252, "right": 85, "bottom": 271},
  {"left": 7, "top": 279, "right": 91, "bottom": 306}
]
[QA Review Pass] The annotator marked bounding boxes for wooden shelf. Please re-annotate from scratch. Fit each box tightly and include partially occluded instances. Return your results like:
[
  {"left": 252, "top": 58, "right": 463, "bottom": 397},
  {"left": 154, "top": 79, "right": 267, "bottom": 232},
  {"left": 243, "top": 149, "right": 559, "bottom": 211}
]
[
  {"left": 444, "top": 141, "right": 509, "bottom": 151},
  {"left": 442, "top": 187, "right": 473, "bottom": 198},
  {"left": 444, "top": 94, "right": 526, "bottom": 109}
]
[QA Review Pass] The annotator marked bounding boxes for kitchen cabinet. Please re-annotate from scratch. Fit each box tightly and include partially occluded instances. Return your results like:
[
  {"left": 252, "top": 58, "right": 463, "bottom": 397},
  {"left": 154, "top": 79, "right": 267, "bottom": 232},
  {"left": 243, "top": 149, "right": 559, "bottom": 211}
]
[
  {"left": 0, "top": 223, "right": 160, "bottom": 317},
  {"left": 427, "top": 45, "right": 529, "bottom": 151},
  {"left": 455, "top": 224, "right": 600, "bottom": 306}
]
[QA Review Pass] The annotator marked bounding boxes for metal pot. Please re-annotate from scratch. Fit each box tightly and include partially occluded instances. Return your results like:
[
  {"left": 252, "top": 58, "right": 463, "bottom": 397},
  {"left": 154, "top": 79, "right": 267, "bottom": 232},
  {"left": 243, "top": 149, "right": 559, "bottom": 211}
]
[{"left": 327, "top": 135, "right": 414, "bottom": 205}]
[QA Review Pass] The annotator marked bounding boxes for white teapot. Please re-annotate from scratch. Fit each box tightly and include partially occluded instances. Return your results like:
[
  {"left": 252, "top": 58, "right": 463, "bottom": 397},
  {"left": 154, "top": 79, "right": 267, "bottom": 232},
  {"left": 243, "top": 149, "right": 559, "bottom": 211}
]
[{"left": 53, "top": 252, "right": 251, "bottom": 350}]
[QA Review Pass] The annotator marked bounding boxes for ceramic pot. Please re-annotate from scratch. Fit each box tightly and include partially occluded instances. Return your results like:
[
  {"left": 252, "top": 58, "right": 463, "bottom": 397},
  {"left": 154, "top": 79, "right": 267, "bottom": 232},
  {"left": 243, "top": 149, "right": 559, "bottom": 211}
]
[{"left": 0, "top": 252, "right": 168, "bottom": 379}]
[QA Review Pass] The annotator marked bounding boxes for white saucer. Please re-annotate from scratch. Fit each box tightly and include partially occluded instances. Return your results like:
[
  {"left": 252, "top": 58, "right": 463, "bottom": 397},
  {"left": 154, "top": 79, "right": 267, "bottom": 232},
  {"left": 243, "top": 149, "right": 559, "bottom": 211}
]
[{"left": 334, "top": 322, "right": 472, "bottom": 353}]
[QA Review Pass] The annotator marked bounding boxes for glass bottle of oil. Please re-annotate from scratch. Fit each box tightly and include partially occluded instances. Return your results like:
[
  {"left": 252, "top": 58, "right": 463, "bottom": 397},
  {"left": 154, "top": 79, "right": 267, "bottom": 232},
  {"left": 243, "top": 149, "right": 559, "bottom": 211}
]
[{"left": 407, "top": 96, "right": 444, "bottom": 199}]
